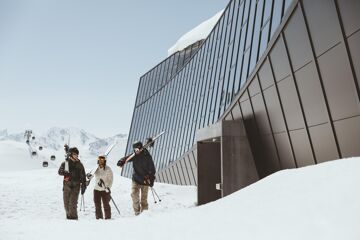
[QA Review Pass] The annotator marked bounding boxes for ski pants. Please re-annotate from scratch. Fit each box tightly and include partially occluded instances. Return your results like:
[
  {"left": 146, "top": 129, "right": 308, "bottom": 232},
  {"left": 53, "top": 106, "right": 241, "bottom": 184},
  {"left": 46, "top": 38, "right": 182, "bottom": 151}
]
[
  {"left": 63, "top": 181, "right": 80, "bottom": 219},
  {"left": 131, "top": 181, "right": 149, "bottom": 215},
  {"left": 94, "top": 190, "right": 111, "bottom": 219}
]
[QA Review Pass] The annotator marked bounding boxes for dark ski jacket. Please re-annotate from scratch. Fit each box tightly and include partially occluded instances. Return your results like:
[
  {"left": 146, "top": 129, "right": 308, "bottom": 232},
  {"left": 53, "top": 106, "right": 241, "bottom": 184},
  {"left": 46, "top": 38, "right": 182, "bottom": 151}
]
[
  {"left": 128, "top": 149, "right": 156, "bottom": 185},
  {"left": 58, "top": 158, "right": 86, "bottom": 187}
]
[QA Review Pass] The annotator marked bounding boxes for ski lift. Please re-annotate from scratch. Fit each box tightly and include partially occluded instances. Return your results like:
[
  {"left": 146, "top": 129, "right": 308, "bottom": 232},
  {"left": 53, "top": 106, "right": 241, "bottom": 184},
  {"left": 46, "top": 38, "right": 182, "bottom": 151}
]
[
  {"left": 39, "top": 146, "right": 43, "bottom": 151},
  {"left": 50, "top": 155, "right": 56, "bottom": 161},
  {"left": 31, "top": 151, "right": 37, "bottom": 156},
  {"left": 42, "top": 161, "right": 48, "bottom": 167},
  {"left": 32, "top": 136, "right": 35, "bottom": 140}
]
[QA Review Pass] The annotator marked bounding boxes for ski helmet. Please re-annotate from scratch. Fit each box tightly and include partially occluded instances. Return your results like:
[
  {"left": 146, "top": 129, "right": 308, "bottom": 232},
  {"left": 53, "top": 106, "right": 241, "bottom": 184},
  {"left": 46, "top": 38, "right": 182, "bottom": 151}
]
[
  {"left": 68, "top": 147, "right": 79, "bottom": 155},
  {"left": 132, "top": 141, "right": 143, "bottom": 149}
]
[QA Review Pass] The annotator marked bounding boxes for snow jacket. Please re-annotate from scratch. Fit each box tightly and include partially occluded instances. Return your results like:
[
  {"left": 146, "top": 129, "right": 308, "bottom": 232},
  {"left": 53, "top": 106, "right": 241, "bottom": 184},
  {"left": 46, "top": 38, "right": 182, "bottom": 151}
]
[
  {"left": 128, "top": 149, "right": 156, "bottom": 185},
  {"left": 58, "top": 158, "right": 86, "bottom": 186},
  {"left": 94, "top": 165, "right": 113, "bottom": 191}
]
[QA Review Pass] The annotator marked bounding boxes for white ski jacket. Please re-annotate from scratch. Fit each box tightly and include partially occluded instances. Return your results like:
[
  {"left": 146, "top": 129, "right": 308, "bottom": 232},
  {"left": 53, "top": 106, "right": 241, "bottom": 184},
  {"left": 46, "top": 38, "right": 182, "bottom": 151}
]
[{"left": 94, "top": 165, "right": 113, "bottom": 191}]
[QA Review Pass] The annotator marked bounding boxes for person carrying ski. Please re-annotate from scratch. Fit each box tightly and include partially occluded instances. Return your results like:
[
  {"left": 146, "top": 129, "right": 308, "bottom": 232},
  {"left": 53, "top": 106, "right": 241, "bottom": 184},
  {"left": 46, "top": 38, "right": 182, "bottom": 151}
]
[
  {"left": 92, "top": 155, "right": 113, "bottom": 219},
  {"left": 58, "top": 147, "right": 87, "bottom": 220},
  {"left": 118, "top": 140, "right": 156, "bottom": 215}
]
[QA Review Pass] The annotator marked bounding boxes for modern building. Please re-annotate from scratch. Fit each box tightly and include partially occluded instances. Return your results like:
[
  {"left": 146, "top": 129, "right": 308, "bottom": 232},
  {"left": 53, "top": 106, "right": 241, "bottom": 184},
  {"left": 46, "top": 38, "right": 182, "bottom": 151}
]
[{"left": 122, "top": 0, "right": 360, "bottom": 204}]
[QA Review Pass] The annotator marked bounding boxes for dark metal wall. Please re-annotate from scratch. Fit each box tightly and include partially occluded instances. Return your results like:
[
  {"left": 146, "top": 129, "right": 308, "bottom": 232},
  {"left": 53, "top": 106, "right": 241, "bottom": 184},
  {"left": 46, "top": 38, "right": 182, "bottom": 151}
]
[
  {"left": 222, "top": 0, "right": 360, "bottom": 179},
  {"left": 154, "top": 0, "right": 360, "bottom": 186}
]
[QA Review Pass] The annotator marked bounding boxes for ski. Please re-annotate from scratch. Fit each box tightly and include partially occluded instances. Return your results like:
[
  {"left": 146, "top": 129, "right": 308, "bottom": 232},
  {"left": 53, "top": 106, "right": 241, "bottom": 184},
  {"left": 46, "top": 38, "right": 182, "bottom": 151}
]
[
  {"left": 123, "top": 130, "right": 165, "bottom": 165},
  {"left": 104, "top": 140, "right": 118, "bottom": 157},
  {"left": 86, "top": 139, "right": 119, "bottom": 183}
]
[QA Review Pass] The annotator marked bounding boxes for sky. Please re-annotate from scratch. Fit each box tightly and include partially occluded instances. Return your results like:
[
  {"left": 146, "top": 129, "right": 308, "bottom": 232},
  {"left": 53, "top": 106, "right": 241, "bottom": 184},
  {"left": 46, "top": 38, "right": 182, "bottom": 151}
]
[{"left": 0, "top": 0, "right": 228, "bottom": 138}]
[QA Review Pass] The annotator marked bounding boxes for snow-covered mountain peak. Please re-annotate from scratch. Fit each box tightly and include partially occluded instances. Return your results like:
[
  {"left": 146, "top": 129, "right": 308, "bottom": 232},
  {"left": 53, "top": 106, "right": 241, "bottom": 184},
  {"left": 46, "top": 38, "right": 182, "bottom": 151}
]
[
  {"left": 0, "top": 129, "right": 8, "bottom": 139},
  {"left": 0, "top": 127, "right": 128, "bottom": 165}
]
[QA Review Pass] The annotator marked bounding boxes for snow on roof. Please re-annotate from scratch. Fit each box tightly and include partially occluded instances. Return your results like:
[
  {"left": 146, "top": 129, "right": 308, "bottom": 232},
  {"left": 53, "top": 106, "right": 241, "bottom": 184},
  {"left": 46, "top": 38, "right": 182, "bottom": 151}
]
[{"left": 168, "top": 9, "right": 224, "bottom": 56}]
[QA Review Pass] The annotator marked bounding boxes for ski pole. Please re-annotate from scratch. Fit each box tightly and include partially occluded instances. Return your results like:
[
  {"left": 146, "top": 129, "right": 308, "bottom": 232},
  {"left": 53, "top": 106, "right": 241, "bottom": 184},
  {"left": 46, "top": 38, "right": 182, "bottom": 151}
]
[
  {"left": 109, "top": 194, "right": 121, "bottom": 215},
  {"left": 150, "top": 187, "right": 157, "bottom": 203},
  {"left": 79, "top": 194, "right": 85, "bottom": 211},
  {"left": 82, "top": 195, "right": 85, "bottom": 211},
  {"left": 151, "top": 187, "right": 162, "bottom": 202},
  {"left": 99, "top": 180, "right": 120, "bottom": 215}
]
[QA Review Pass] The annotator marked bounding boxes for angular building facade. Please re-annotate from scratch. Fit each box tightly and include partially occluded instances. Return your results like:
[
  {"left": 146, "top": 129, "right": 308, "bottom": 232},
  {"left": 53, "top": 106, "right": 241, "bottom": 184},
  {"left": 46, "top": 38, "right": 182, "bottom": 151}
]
[{"left": 123, "top": 0, "right": 360, "bottom": 203}]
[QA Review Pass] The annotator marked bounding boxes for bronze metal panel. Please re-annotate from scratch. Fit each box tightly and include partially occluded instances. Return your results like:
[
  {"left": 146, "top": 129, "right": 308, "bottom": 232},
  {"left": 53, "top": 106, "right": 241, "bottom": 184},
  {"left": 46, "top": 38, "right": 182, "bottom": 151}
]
[
  {"left": 309, "top": 123, "right": 339, "bottom": 163},
  {"left": 166, "top": 168, "right": 174, "bottom": 184},
  {"left": 290, "top": 129, "right": 315, "bottom": 167},
  {"left": 283, "top": 8, "right": 313, "bottom": 71},
  {"left": 240, "top": 102, "right": 266, "bottom": 177},
  {"left": 170, "top": 167, "right": 178, "bottom": 185},
  {"left": 337, "top": 0, "right": 360, "bottom": 37},
  {"left": 240, "top": 90, "right": 249, "bottom": 102},
  {"left": 175, "top": 163, "right": 183, "bottom": 185},
  {"left": 270, "top": 37, "right": 292, "bottom": 82},
  {"left": 258, "top": 59, "right": 275, "bottom": 90},
  {"left": 274, "top": 132, "right": 296, "bottom": 169},
  {"left": 334, "top": 116, "right": 360, "bottom": 158},
  {"left": 157, "top": 173, "right": 163, "bottom": 183},
  {"left": 184, "top": 156, "right": 196, "bottom": 185},
  {"left": 263, "top": 86, "right": 287, "bottom": 133},
  {"left": 251, "top": 94, "right": 272, "bottom": 135},
  {"left": 225, "top": 113, "right": 233, "bottom": 121},
  {"left": 221, "top": 133, "right": 259, "bottom": 197},
  {"left": 231, "top": 102, "right": 242, "bottom": 120},
  {"left": 302, "top": 0, "right": 342, "bottom": 56},
  {"left": 193, "top": 149, "right": 198, "bottom": 166},
  {"left": 262, "top": 135, "right": 281, "bottom": 174},
  {"left": 175, "top": 162, "right": 184, "bottom": 185},
  {"left": 348, "top": 31, "right": 360, "bottom": 88},
  {"left": 294, "top": 62, "right": 328, "bottom": 126},
  {"left": 188, "top": 151, "right": 198, "bottom": 185},
  {"left": 277, "top": 76, "right": 304, "bottom": 130},
  {"left": 318, "top": 43, "right": 360, "bottom": 120},
  {"left": 248, "top": 76, "right": 261, "bottom": 96},
  {"left": 197, "top": 142, "right": 221, "bottom": 205}
]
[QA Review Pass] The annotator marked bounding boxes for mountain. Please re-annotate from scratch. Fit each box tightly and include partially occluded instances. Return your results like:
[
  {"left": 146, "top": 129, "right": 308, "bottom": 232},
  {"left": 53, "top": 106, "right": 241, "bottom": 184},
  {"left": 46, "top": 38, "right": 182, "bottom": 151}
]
[
  {"left": 0, "top": 127, "right": 128, "bottom": 169},
  {"left": 0, "top": 129, "right": 8, "bottom": 139}
]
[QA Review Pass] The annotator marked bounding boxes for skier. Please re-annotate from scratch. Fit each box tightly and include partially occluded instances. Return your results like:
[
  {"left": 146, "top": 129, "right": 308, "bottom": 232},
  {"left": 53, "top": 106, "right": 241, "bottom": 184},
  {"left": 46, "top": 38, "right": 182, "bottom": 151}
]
[
  {"left": 118, "top": 141, "right": 156, "bottom": 216},
  {"left": 58, "top": 147, "right": 87, "bottom": 220},
  {"left": 92, "top": 155, "right": 113, "bottom": 219}
]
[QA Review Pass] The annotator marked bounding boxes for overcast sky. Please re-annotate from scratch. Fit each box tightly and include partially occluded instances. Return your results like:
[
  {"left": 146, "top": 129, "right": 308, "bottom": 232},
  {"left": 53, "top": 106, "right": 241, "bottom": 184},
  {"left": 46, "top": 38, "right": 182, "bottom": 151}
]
[{"left": 0, "top": 0, "right": 228, "bottom": 138}]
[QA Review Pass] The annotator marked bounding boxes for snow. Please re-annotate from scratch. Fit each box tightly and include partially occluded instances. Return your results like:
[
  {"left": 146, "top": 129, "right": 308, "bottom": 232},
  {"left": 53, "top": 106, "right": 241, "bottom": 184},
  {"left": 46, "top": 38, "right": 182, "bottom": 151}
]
[
  {"left": 0, "top": 128, "right": 128, "bottom": 171},
  {"left": 1, "top": 140, "right": 359, "bottom": 239},
  {"left": 168, "top": 10, "right": 224, "bottom": 56}
]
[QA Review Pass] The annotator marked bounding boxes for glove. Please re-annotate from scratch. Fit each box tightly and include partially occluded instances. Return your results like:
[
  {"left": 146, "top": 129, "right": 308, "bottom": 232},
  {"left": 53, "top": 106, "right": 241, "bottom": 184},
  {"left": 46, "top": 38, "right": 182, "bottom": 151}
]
[
  {"left": 149, "top": 175, "right": 155, "bottom": 187},
  {"left": 144, "top": 175, "right": 155, "bottom": 187},
  {"left": 86, "top": 173, "right": 93, "bottom": 179},
  {"left": 64, "top": 144, "right": 69, "bottom": 153},
  {"left": 81, "top": 184, "right": 86, "bottom": 195},
  {"left": 145, "top": 137, "right": 154, "bottom": 147},
  {"left": 117, "top": 157, "right": 127, "bottom": 167},
  {"left": 64, "top": 171, "right": 70, "bottom": 177}
]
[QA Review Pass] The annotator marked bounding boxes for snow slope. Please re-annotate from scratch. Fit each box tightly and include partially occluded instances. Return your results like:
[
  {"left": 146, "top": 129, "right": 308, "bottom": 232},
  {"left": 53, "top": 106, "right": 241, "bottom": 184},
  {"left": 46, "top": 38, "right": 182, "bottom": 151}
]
[
  {"left": 168, "top": 10, "right": 224, "bottom": 56},
  {"left": 1, "top": 154, "right": 359, "bottom": 240}
]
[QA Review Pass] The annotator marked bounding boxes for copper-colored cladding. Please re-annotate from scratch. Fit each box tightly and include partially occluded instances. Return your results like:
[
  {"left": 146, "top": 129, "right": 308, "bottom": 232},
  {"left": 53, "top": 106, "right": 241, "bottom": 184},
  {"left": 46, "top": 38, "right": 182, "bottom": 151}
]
[{"left": 124, "top": 0, "right": 360, "bottom": 201}]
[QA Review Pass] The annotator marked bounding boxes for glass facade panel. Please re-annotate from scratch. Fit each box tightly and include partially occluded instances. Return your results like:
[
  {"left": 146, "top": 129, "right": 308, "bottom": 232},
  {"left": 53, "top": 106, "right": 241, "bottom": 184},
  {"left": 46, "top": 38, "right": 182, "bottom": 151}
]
[
  {"left": 123, "top": 0, "right": 292, "bottom": 177},
  {"left": 271, "top": 0, "right": 283, "bottom": 37}
]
